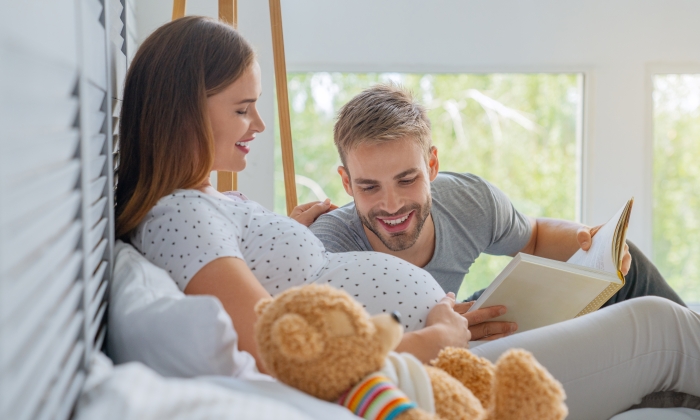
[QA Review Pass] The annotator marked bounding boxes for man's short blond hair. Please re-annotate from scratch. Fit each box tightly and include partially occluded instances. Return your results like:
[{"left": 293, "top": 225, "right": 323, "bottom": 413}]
[{"left": 333, "top": 84, "right": 432, "bottom": 168}]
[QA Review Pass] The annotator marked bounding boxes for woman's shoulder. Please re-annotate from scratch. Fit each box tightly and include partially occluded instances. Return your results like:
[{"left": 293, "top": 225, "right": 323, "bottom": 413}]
[
  {"left": 157, "top": 189, "right": 225, "bottom": 206},
  {"left": 134, "top": 190, "right": 240, "bottom": 242},
  {"left": 151, "top": 189, "right": 253, "bottom": 215}
]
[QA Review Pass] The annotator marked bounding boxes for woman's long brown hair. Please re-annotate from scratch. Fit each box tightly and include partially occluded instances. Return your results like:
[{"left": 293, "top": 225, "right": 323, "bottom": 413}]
[{"left": 116, "top": 16, "right": 254, "bottom": 240}]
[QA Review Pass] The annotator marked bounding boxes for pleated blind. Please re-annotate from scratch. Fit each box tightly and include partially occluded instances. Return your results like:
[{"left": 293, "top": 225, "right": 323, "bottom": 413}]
[
  {"left": 78, "top": 0, "right": 113, "bottom": 364},
  {"left": 0, "top": 0, "right": 124, "bottom": 417}
]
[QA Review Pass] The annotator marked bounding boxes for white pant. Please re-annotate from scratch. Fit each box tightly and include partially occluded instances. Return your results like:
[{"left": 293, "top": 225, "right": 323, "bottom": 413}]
[{"left": 470, "top": 297, "right": 700, "bottom": 420}]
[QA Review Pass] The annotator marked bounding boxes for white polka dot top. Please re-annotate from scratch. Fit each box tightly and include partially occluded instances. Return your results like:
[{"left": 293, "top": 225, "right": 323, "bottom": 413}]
[{"left": 132, "top": 190, "right": 445, "bottom": 331}]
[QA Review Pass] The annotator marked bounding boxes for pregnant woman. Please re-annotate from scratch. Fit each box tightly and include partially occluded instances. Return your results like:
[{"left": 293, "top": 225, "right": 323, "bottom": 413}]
[{"left": 117, "top": 16, "right": 700, "bottom": 420}]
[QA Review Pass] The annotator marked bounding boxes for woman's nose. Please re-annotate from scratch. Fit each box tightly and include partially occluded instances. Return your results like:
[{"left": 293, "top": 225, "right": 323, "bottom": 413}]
[{"left": 252, "top": 109, "right": 266, "bottom": 133}]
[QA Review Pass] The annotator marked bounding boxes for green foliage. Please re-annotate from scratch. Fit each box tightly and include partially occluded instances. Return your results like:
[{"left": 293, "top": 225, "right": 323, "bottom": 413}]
[
  {"left": 274, "top": 72, "right": 580, "bottom": 300},
  {"left": 652, "top": 75, "right": 700, "bottom": 304}
]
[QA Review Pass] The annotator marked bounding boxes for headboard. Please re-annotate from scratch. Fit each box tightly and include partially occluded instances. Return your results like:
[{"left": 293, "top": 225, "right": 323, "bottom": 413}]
[{"left": 0, "top": 0, "right": 132, "bottom": 418}]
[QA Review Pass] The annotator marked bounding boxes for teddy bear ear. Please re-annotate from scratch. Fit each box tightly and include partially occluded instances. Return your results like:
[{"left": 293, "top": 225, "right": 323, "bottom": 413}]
[
  {"left": 271, "top": 313, "right": 324, "bottom": 362},
  {"left": 254, "top": 297, "right": 274, "bottom": 317}
]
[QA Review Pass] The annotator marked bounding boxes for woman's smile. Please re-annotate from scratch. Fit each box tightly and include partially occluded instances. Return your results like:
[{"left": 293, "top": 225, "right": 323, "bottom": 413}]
[{"left": 235, "top": 137, "right": 254, "bottom": 154}]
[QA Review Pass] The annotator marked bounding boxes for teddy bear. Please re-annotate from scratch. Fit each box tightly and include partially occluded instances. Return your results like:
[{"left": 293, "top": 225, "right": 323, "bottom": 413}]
[{"left": 254, "top": 284, "right": 567, "bottom": 420}]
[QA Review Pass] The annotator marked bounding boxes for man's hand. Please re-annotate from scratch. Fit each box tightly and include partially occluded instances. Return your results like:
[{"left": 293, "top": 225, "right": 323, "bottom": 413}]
[
  {"left": 453, "top": 301, "right": 517, "bottom": 341},
  {"left": 289, "top": 198, "right": 338, "bottom": 227},
  {"left": 576, "top": 225, "right": 632, "bottom": 275}
]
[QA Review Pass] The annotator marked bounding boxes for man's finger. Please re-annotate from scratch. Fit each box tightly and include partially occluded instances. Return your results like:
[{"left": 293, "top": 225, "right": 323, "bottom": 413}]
[
  {"left": 621, "top": 242, "right": 631, "bottom": 275},
  {"left": 480, "top": 332, "right": 512, "bottom": 341},
  {"left": 463, "top": 306, "right": 506, "bottom": 325},
  {"left": 453, "top": 301, "right": 475, "bottom": 314},
  {"left": 468, "top": 321, "right": 517, "bottom": 341},
  {"left": 590, "top": 224, "right": 602, "bottom": 238},
  {"left": 576, "top": 227, "right": 592, "bottom": 251}
]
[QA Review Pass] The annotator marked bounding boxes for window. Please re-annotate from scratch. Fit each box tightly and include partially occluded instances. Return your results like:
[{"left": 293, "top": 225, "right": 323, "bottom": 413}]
[
  {"left": 276, "top": 72, "right": 583, "bottom": 298},
  {"left": 653, "top": 74, "right": 700, "bottom": 305}
]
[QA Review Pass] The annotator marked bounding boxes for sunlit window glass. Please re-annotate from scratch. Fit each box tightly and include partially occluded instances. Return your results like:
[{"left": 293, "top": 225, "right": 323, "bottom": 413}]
[
  {"left": 653, "top": 74, "right": 700, "bottom": 305},
  {"left": 275, "top": 73, "right": 582, "bottom": 298}
]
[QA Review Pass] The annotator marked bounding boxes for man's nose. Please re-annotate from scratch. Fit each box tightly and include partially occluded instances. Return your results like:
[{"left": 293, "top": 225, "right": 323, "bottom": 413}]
[{"left": 381, "top": 188, "right": 402, "bottom": 213}]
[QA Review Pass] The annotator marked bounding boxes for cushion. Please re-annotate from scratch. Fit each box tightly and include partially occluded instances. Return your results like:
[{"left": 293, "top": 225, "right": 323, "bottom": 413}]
[{"left": 107, "top": 240, "right": 268, "bottom": 380}]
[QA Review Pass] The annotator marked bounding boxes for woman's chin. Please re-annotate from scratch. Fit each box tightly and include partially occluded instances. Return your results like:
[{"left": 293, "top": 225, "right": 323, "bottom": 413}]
[{"left": 215, "top": 160, "right": 246, "bottom": 173}]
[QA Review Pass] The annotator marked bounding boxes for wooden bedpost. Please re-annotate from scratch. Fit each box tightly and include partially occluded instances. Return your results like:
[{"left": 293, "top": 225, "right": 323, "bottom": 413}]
[
  {"left": 172, "top": 0, "right": 186, "bottom": 20},
  {"left": 270, "top": 0, "right": 298, "bottom": 215},
  {"left": 216, "top": 0, "right": 239, "bottom": 192}
]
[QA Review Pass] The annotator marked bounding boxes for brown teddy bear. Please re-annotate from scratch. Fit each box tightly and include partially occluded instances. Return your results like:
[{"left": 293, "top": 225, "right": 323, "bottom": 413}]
[{"left": 254, "top": 284, "right": 567, "bottom": 420}]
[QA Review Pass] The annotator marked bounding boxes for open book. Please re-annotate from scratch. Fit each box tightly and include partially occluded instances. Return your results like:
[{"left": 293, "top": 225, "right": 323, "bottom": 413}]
[{"left": 467, "top": 198, "right": 634, "bottom": 333}]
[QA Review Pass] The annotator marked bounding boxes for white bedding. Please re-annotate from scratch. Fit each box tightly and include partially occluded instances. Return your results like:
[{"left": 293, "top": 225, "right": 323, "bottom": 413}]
[{"left": 74, "top": 353, "right": 359, "bottom": 420}]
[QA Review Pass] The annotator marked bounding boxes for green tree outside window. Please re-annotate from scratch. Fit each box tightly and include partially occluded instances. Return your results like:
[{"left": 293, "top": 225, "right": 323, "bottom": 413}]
[{"left": 653, "top": 74, "right": 700, "bottom": 304}]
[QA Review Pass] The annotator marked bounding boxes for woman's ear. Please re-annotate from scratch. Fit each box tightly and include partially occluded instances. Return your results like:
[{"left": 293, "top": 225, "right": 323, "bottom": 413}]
[{"left": 271, "top": 313, "right": 324, "bottom": 361}]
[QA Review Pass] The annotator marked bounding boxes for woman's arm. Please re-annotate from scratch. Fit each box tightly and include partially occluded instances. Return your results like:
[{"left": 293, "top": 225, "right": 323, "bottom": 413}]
[
  {"left": 187, "top": 262, "right": 470, "bottom": 367},
  {"left": 184, "top": 256, "right": 270, "bottom": 373}
]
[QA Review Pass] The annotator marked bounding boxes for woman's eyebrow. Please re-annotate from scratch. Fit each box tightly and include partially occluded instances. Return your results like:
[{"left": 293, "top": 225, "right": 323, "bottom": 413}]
[
  {"left": 235, "top": 98, "right": 257, "bottom": 105},
  {"left": 235, "top": 92, "right": 263, "bottom": 105}
]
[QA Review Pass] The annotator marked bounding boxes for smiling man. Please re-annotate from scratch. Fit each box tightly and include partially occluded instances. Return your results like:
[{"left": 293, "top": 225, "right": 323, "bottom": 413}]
[{"left": 309, "top": 84, "right": 685, "bottom": 341}]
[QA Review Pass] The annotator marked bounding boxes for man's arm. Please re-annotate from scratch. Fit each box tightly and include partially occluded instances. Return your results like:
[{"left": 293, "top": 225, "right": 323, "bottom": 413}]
[
  {"left": 518, "top": 216, "right": 631, "bottom": 274},
  {"left": 517, "top": 217, "right": 583, "bottom": 261}
]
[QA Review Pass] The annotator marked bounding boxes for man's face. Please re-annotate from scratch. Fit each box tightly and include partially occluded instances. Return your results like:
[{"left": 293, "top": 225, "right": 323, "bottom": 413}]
[{"left": 340, "top": 138, "right": 439, "bottom": 252}]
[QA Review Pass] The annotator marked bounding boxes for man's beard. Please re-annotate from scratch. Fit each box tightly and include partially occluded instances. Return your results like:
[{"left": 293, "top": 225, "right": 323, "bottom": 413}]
[{"left": 357, "top": 198, "right": 432, "bottom": 252}]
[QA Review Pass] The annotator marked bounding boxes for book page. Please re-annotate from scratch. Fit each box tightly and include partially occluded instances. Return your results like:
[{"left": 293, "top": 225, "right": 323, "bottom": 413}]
[
  {"left": 468, "top": 255, "right": 617, "bottom": 332},
  {"left": 567, "top": 203, "right": 627, "bottom": 274}
]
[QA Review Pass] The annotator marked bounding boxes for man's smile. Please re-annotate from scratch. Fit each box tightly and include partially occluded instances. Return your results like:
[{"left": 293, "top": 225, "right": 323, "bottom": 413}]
[{"left": 376, "top": 210, "right": 415, "bottom": 233}]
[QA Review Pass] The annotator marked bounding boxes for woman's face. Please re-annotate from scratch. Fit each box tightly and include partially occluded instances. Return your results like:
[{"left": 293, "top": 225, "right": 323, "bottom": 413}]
[{"left": 207, "top": 61, "right": 265, "bottom": 173}]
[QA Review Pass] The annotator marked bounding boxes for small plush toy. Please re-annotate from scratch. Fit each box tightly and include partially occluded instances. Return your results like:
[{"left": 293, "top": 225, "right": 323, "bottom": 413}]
[{"left": 254, "top": 284, "right": 567, "bottom": 420}]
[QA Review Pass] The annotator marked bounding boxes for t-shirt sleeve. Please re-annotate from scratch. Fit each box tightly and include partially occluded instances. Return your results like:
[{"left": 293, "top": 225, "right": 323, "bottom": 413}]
[
  {"left": 309, "top": 211, "right": 367, "bottom": 253},
  {"left": 132, "top": 196, "right": 244, "bottom": 291},
  {"left": 482, "top": 180, "right": 532, "bottom": 256}
]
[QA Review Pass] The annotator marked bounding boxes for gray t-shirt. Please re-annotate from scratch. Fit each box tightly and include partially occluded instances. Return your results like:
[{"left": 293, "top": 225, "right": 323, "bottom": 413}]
[{"left": 309, "top": 172, "right": 532, "bottom": 293}]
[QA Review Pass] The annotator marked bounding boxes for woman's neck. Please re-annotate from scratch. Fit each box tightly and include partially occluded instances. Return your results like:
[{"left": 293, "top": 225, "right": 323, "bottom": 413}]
[{"left": 195, "top": 180, "right": 221, "bottom": 197}]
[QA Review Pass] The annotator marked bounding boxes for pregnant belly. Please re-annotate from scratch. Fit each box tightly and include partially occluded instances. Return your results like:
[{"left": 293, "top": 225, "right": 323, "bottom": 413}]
[{"left": 311, "top": 251, "right": 445, "bottom": 332}]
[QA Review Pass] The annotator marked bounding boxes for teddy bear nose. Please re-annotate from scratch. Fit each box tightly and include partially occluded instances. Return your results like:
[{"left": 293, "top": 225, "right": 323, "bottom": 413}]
[{"left": 391, "top": 311, "right": 401, "bottom": 324}]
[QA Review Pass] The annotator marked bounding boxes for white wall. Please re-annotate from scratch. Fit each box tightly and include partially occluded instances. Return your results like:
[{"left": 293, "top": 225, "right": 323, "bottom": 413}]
[{"left": 133, "top": 0, "right": 700, "bottom": 255}]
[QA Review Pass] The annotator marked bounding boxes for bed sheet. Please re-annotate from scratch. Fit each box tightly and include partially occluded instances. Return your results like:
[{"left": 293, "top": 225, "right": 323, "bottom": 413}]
[{"left": 74, "top": 353, "right": 359, "bottom": 420}]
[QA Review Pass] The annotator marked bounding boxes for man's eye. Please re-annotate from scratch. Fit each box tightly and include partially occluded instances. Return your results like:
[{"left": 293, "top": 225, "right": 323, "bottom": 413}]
[
  {"left": 360, "top": 186, "right": 376, "bottom": 192},
  {"left": 400, "top": 177, "right": 417, "bottom": 185},
  {"left": 237, "top": 109, "right": 248, "bottom": 115}
]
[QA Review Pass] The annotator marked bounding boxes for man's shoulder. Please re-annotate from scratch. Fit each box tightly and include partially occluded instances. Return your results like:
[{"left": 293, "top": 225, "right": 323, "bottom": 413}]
[
  {"left": 431, "top": 172, "right": 493, "bottom": 203},
  {"left": 310, "top": 202, "right": 358, "bottom": 234},
  {"left": 309, "top": 202, "right": 369, "bottom": 252}
]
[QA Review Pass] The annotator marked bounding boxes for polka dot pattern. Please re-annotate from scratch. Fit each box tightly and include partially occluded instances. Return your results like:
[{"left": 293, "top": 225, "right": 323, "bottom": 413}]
[
  {"left": 133, "top": 190, "right": 445, "bottom": 332},
  {"left": 313, "top": 252, "right": 444, "bottom": 331}
]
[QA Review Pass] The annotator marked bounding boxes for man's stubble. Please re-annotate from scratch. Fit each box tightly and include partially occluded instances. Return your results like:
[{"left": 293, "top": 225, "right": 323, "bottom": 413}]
[{"left": 357, "top": 198, "right": 432, "bottom": 252}]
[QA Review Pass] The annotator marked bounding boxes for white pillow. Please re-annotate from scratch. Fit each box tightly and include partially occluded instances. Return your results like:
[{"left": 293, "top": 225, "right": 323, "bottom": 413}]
[
  {"left": 75, "top": 353, "right": 311, "bottom": 420},
  {"left": 107, "top": 240, "right": 268, "bottom": 380}
]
